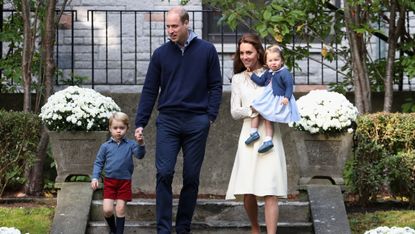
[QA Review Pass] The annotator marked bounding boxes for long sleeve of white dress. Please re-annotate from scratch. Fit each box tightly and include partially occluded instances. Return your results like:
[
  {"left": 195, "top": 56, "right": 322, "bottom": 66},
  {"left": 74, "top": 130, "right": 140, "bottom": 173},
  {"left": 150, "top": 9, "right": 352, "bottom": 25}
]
[
  {"left": 230, "top": 77, "right": 253, "bottom": 120},
  {"left": 230, "top": 71, "right": 262, "bottom": 120}
]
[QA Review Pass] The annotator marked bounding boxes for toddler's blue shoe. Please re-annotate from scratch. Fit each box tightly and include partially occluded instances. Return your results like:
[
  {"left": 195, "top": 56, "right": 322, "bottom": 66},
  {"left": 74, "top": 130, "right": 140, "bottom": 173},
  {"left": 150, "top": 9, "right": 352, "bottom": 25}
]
[
  {"left": 245, "top": 131, "right": 260, "bottom": 145},
  {"left": 258, "top": 140, "right": 274, "bottom": 153}
]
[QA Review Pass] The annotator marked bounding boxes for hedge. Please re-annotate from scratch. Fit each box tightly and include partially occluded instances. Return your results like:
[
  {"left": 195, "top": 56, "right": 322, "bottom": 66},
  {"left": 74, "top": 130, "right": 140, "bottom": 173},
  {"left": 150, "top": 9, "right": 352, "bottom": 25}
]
[
  {"left": 345, "top": 113, "right": 415, "bottom": 205},
  {"left": 0, "top": 110, "right": 41, "bottom": 196}
]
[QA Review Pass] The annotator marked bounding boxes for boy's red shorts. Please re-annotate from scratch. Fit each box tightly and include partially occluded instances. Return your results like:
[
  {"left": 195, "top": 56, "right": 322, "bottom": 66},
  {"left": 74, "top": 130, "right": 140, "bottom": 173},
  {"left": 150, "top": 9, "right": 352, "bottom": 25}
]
[{"left": 103, "top": 177, "right": 132, "bottom": 201}]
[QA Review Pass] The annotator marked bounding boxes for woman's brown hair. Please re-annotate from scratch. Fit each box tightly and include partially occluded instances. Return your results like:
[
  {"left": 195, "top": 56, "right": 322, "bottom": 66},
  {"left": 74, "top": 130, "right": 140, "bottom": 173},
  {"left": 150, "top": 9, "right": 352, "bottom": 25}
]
[{"left": 233, "top": 33, "right": 265, "bottom": 74}]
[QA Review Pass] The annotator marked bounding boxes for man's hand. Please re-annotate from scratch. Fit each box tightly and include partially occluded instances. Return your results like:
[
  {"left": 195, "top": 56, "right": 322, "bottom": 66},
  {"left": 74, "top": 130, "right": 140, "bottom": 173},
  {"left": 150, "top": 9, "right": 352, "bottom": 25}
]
[{"left": 135, "top": 127, "right": 144, "bottom": 145}]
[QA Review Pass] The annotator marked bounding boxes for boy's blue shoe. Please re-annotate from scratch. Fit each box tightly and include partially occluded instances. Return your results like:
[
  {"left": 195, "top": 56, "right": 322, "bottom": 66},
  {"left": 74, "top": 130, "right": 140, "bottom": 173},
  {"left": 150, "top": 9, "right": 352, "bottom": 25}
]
[
  {"left": 258, "top": 140, "right": 274, "bottom": 153},
  {"left": 245, "top": 131, "right": 260, "bottom": 145}
]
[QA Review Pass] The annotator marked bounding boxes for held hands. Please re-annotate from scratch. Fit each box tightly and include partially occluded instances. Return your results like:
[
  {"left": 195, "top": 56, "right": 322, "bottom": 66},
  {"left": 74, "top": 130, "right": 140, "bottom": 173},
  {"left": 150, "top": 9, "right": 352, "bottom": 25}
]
[
  {"left": 281, "top": 97, "right": 289, "bottom": 105},
  {"left": 91, "top": 179, "right": 99, "bottom": 191},
  {"left": 135, "top": 127, "right": 144, "bottom": 145}
]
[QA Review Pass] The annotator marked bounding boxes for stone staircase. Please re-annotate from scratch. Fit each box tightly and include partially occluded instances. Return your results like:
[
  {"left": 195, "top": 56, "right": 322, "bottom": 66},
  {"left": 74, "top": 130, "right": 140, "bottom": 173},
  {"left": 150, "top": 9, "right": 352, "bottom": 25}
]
[{"left": 86, "top": 191, "right": 314, "bottom": 234}]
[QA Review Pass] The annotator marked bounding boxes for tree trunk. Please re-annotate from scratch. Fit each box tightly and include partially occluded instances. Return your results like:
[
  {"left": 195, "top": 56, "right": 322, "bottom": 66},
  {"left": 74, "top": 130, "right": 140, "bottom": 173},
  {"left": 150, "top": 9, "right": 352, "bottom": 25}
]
[
  {"left": 24, "top": 127, "right": 49, "bottom": 196},
  {"left": 25, "top": 0, "right": 57, "bottom": 196},
  {"left": 344, "top": 1, "right": 371, "bottom": 114},
  {"left": 383, "top": 0, "right": 405, "bottom": 112},
  {"left": 21, "top": 0, "right": 33, "bottom": 113}
]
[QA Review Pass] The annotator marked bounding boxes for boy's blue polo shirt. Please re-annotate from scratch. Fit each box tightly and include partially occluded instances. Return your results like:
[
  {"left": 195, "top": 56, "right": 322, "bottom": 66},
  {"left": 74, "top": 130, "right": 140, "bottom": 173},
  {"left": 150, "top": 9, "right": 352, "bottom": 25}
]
[{"left": 92, "top": 138, "right": 145, "bottom": 180}]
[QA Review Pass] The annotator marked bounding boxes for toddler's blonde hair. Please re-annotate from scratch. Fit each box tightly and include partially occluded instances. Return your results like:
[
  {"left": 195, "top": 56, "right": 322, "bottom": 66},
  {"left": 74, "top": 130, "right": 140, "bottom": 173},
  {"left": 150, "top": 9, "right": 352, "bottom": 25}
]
[
  {"left": 109, "top": 112, "right": 129, "bottom": 129},
  {"left": 264, "top": 44, "right": 285, "bottom": 64}
]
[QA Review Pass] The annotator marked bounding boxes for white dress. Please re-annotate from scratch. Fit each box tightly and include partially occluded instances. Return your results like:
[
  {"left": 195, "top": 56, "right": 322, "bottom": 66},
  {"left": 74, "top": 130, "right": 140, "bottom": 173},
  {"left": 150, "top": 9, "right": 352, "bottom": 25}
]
[{"left": 225, "top": 69, "right": 288, "bottom": 200}]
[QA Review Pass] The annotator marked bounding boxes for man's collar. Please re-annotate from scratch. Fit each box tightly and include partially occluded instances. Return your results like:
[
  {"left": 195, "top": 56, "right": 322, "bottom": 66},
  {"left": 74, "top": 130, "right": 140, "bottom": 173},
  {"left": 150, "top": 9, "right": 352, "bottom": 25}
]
[{"left": 170, "top": 29, "right": 198, "bottom": 48}]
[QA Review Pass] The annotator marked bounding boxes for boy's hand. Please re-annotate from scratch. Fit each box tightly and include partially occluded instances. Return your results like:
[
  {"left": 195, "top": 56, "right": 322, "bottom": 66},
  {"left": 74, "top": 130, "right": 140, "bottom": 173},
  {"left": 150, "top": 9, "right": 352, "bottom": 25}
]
[
  {"left": 91, "top": 179, "right": 99, "bottom": 190},
  {"left": 281, "top": 97, "right": 289, "bottom": 105}
]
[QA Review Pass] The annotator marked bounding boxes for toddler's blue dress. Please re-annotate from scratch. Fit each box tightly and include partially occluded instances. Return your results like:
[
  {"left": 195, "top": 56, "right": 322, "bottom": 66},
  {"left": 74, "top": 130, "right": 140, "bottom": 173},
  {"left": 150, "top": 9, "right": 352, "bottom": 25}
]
[{"left": 251, "top": 67, "right": 300, "bottom": 123}]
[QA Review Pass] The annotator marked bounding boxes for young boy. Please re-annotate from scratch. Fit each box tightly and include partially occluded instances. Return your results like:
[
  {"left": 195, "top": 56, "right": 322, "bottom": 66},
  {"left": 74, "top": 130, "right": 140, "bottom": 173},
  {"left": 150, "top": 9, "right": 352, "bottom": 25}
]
[{"left": 91, "top": 112, "right": 145, "bottom": 234}]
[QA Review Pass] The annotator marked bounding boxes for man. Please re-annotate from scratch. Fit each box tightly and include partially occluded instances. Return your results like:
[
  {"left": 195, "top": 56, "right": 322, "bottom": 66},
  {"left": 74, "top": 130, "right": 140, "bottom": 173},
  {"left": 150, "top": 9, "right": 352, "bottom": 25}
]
[{"left": 134, "top": 6, "right": 222, "bottom": 234}]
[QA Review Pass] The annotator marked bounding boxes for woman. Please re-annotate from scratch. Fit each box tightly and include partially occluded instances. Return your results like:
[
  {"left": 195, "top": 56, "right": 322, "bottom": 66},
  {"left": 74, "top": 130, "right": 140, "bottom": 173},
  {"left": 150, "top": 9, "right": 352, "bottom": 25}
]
[{"left": 225, "top": 33, "right": 288, "bottom": 234}]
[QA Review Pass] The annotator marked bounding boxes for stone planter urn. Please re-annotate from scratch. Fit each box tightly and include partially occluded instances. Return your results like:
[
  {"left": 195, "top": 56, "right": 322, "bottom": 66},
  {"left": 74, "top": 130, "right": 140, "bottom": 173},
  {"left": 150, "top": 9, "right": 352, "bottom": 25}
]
[
  {"left": 48, "top": 131, "right": 108, "bottom": 183},
  {"left": 293, "top": 131, "right": 353, "bottom": 186}
]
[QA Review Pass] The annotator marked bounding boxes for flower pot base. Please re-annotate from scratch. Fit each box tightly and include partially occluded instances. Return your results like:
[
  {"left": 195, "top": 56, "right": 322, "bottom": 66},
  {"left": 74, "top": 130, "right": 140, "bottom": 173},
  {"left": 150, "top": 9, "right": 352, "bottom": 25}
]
[
  {"left": 294, "top": 132, "right": 353, "bottom": 187},
  {"left": 49, "top": 131, "right": 108, "bottom": 183}
]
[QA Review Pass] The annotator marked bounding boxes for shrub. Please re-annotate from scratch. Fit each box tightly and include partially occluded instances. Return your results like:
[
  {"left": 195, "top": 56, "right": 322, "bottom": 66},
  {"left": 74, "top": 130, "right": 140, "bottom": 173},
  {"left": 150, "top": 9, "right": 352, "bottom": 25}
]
[
  {"left": 345, "top": 113, "right": 415, "bottom": 205},
  {"left": 0, "top": 110, "right": 41, "bottom": 196}
]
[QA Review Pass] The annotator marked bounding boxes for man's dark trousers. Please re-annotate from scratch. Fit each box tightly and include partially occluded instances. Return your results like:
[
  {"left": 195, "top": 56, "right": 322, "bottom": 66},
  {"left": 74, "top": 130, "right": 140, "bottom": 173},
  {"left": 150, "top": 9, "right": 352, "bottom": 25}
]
[{"left": 155, "top": 112, "right": 210, "bottom": 234}]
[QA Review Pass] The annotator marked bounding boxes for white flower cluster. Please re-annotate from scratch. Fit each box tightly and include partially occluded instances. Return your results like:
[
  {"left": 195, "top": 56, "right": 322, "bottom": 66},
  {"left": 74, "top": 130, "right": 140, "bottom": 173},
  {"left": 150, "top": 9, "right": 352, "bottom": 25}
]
[
  {"left": 290, "top": 90, "right": 358, "bottom": 134},
  {"left": 364, "top": 226, "right": 415, "bottom": 234},
  {"left": 0, "top": 227, "right": 21, "bottom": 234},
  {"left": 39, "top": 86, "right": 121, "bottom": 131}
]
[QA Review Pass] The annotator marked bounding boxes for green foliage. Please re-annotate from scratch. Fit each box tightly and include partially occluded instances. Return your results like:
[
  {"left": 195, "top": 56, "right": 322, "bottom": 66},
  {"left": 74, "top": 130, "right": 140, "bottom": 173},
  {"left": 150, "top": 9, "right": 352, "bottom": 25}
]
[
  {"left": 401, "top": 54, "right": 415, "bottom": 78},
  {"left": 42, "top": 147, "right": 57, "bottom": 192},
  {"left": 0, "top": 3, "right": 42, "bottom": 93},
  {"left": 66, "top": 175, "right": 91, "bottom": 182},
  {"left": 203, "top": 0, "right": 415, "bottom": 95},
  {"left": 345, "top": 113, "right": 415, "bottom": 205},
  {"left": 204, "top": 0, "right": 346, "bottom": 71},
  {"left": 0, "top": 110, "right": 42, "bottom": 196},
  {"left": 383, "top": 151, "right": 415, "bottom": 203},
  {"left": 402, "top": 98, "right": 415, "bottom": 113},
  {"left": 59, "top": 73, "right": 88, "bottom": 86}
]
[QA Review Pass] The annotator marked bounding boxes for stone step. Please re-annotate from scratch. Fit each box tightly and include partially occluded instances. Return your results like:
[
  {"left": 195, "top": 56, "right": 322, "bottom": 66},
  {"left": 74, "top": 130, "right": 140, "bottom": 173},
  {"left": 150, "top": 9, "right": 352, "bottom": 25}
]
[
  {"left": 87, "top": 220, "right": 314, "bottom": 234},
  {"left": 89, "top": 199, "right": 311, "bottom": 223}
]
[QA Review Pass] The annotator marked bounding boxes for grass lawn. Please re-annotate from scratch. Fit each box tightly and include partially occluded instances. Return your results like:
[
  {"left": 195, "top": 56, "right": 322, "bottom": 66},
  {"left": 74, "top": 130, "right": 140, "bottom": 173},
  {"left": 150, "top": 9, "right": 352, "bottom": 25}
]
[
  {"left": 349, "top": 210, "right": 415, "bottom": 234},
  {"left": 0, "top": 207, "right": 54, "bottom": 234},
  {"left": 0, "top": 201, "right": 414, "bottom": 233}
]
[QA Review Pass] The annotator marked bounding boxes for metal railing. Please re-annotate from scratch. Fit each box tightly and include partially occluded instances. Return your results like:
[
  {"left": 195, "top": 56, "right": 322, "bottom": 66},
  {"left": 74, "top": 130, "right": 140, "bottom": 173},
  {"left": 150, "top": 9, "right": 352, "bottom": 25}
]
[{"left": 0, "top": 9, "right": 413, "bottom": 91}]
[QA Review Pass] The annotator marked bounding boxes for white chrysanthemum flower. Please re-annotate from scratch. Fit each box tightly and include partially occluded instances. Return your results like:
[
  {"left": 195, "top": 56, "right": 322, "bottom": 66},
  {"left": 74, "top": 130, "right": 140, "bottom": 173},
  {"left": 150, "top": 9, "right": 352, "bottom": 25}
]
[
  {"left": 364, "top": 226, "right": 415, "bottom": 234},
  {"left": 39, "top": 86, "right": 121, "bottom": 131},
  {"left": 292, "top": 90, "right": 358, "bottom": 135},
  {"left": 0, "top": 227, "right": 21, "bottom": 234}
]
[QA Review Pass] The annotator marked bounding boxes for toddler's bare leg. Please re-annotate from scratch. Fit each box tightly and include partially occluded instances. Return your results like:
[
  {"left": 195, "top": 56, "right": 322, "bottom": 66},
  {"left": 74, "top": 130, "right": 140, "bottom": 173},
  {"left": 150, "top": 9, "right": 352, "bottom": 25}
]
[
  {"left": 251, "top": 115, "right": 259, "bottom": 129},
  {"left": 264, "top": 119, "right": 273, "bottom": 138}
]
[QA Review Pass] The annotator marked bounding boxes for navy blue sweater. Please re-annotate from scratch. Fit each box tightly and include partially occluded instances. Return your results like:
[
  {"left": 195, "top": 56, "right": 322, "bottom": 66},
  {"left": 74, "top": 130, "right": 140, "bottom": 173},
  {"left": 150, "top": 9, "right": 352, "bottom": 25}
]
[
  {"left": 251, "top": 67, "right": 294, "bottom": 99},
  {"left": 135, "top": 37, "right": 223, "bottom": 128}
]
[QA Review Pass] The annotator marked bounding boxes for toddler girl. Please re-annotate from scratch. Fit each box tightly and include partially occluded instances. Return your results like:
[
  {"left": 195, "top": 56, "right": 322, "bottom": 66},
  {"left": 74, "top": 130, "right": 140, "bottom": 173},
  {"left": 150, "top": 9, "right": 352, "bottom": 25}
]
[{"left": 245, "top": 45, "right": 300, "bottom": 153}]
